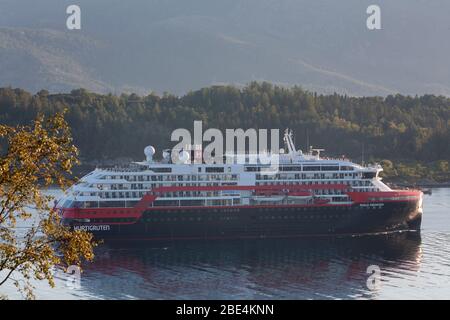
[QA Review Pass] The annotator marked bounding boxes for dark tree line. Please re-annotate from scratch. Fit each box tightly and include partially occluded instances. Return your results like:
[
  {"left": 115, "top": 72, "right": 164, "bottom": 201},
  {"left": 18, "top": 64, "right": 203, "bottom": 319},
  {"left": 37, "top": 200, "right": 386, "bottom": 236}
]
[{"left": 0, "top": 83, "right": 449, "bottom": 168}]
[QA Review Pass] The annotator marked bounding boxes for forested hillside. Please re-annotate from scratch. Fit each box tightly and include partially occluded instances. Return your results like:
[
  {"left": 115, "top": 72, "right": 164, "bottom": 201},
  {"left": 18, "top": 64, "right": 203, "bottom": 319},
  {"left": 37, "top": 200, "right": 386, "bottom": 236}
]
[{"left": 0, "top": 83, "right": 449, "bottom": 182}]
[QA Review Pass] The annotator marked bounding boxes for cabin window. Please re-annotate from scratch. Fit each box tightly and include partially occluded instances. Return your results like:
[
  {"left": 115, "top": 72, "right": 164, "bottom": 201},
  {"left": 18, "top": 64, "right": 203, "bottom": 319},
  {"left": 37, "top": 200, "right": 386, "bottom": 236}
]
[
  {"left": 303, "top": 166, "right": 320, "bottom": 171},
  {"left": 280, "top": 166, "right": 302, "bottom": 171},
  {"left": 85, "top": 201, "right": 98, "bottom": 208},
  {"left": 152, "top": 167, "right": 172, "bottom": 173},
  {"left": 362, "top": 172, "right": 376, "bottom": 179},
  {"left": 321, "top": 166, "right": 339, "bottom": 171},
  {"left": 206, "top": 167, "right": 224, "bottom": 173}
]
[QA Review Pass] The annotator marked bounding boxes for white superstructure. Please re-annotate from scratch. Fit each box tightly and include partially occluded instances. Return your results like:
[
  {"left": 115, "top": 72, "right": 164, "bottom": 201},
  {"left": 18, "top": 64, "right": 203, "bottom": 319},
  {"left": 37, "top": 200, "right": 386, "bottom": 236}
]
[{"left": 58, "top": 130, "right": 389, "bottom": 209}]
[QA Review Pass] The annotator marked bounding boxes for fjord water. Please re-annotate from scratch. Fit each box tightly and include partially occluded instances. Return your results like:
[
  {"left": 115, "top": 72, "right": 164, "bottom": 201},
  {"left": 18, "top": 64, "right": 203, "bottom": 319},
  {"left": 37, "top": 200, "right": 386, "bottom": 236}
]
[{"left": 3, "top": 189, "right": 450, "bottom": 299}]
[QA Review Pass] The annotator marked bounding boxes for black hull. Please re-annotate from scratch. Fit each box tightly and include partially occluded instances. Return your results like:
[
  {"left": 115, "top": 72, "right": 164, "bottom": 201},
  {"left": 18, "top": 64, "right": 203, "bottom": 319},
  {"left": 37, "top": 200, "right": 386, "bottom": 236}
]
[{"left": 68, "top": 201, "right": 422, "bottom": 241}]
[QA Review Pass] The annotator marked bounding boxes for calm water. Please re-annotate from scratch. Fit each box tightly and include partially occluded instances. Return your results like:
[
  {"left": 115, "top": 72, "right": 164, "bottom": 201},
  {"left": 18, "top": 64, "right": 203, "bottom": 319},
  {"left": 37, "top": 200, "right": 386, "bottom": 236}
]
[{"left": 2, "top": 189, "right": 450, "bottom": 300}]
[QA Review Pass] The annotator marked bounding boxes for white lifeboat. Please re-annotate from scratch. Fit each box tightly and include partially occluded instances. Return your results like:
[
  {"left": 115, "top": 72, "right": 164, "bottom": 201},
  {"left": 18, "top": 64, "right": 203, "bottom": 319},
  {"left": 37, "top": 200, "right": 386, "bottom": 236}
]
[
  {"left": 287, "top": 191, "right": 312, "bottom": 200},
  {"left": 252, "top": 195, "right": 285, "bottom": 202}
]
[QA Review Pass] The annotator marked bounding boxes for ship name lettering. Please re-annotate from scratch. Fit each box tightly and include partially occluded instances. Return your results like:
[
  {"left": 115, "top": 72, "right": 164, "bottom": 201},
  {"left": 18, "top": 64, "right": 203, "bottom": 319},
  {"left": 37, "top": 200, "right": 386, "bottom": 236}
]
[{"left": 74, "top": 225, "right": 111, "bottom": 231}]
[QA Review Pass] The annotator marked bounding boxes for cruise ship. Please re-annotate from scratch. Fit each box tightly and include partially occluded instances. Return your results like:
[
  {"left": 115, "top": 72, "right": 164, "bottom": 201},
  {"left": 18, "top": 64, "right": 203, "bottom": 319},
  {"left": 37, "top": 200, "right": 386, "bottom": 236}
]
[{"left": 56, "top": 130, "right": 423, "bottom": 241}]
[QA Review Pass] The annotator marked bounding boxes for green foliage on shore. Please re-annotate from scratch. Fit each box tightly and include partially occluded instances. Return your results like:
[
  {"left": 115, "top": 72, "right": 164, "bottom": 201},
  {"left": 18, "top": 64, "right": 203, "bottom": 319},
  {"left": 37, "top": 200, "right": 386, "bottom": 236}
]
[
  {"left": 0, "top": 83, "right": 449, "bottom": 181},
  {"left": 379, "top": 160, "right": 450, "bottom": 183}
]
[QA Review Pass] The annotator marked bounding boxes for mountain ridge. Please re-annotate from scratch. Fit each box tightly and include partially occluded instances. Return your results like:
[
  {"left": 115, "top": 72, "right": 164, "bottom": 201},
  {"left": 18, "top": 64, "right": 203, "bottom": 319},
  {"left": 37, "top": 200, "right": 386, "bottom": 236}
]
[{"left": 0, "top": 0, "right": 449, "bottom": 96}]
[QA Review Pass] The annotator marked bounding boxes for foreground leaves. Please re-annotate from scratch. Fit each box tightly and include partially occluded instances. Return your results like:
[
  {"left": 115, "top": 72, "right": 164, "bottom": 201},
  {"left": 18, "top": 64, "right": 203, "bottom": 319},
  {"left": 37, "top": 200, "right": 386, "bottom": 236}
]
[{"left": 0, "top": 112, "right": 96, "bottom": 299}]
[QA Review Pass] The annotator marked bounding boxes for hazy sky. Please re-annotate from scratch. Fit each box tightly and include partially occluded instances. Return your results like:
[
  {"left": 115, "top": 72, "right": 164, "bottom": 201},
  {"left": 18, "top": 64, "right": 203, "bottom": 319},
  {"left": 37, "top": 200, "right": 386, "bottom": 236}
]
[{"left": 0, "top": 0, "right": 449, "bottom": 96}]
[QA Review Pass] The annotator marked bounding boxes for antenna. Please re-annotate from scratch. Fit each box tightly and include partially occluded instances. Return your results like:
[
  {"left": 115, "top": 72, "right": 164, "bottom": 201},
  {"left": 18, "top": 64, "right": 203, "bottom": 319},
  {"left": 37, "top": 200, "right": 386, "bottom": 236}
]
[
  {"left": 293, "top": 130, "right": 296, "bottom": 150},
  {"left": 283, "top": 129, "right": 295, "bottom": 154},
  {"left": 361, "top": 143, "right": 365, "bottom": 166},
  {"left": 306, "top": 128, "right": 309, "bottom": 153},
  {"left": 311, "top": 148, "right": 325, "bottom": 158}
]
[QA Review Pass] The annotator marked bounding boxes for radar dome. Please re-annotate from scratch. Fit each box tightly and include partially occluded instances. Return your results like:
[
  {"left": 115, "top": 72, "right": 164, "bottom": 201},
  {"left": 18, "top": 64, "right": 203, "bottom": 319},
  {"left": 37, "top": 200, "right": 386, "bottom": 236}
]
[
  {"left": 178, "top": 150, "right": 190, "bottom": 164},
  {"left": 162, "top": 149, "right": 171, "bottom": 160},
  {"left": 144, "top": 145, "right": 156, "bottom": 162}
]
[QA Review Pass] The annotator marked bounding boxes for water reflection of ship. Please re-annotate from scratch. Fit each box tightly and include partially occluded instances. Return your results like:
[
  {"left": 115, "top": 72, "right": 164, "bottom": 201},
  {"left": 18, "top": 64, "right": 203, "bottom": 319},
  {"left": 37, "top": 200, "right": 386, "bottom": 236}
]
[{"left": 82, "top": 232, "right": 422, "bottom": 299}]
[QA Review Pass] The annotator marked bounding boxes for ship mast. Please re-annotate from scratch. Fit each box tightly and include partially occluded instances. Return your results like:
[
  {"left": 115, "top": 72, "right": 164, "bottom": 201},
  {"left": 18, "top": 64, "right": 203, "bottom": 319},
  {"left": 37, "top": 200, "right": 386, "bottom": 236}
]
[{"left": 283, "top": 129, "right": 296, "bottom": 154}]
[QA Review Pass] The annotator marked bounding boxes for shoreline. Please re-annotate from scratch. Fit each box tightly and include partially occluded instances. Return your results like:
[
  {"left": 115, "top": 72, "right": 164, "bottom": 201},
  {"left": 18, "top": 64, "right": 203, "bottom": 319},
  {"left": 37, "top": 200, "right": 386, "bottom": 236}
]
[{"left": 391, "top": 182, "right": 450, "bottom": 188}]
